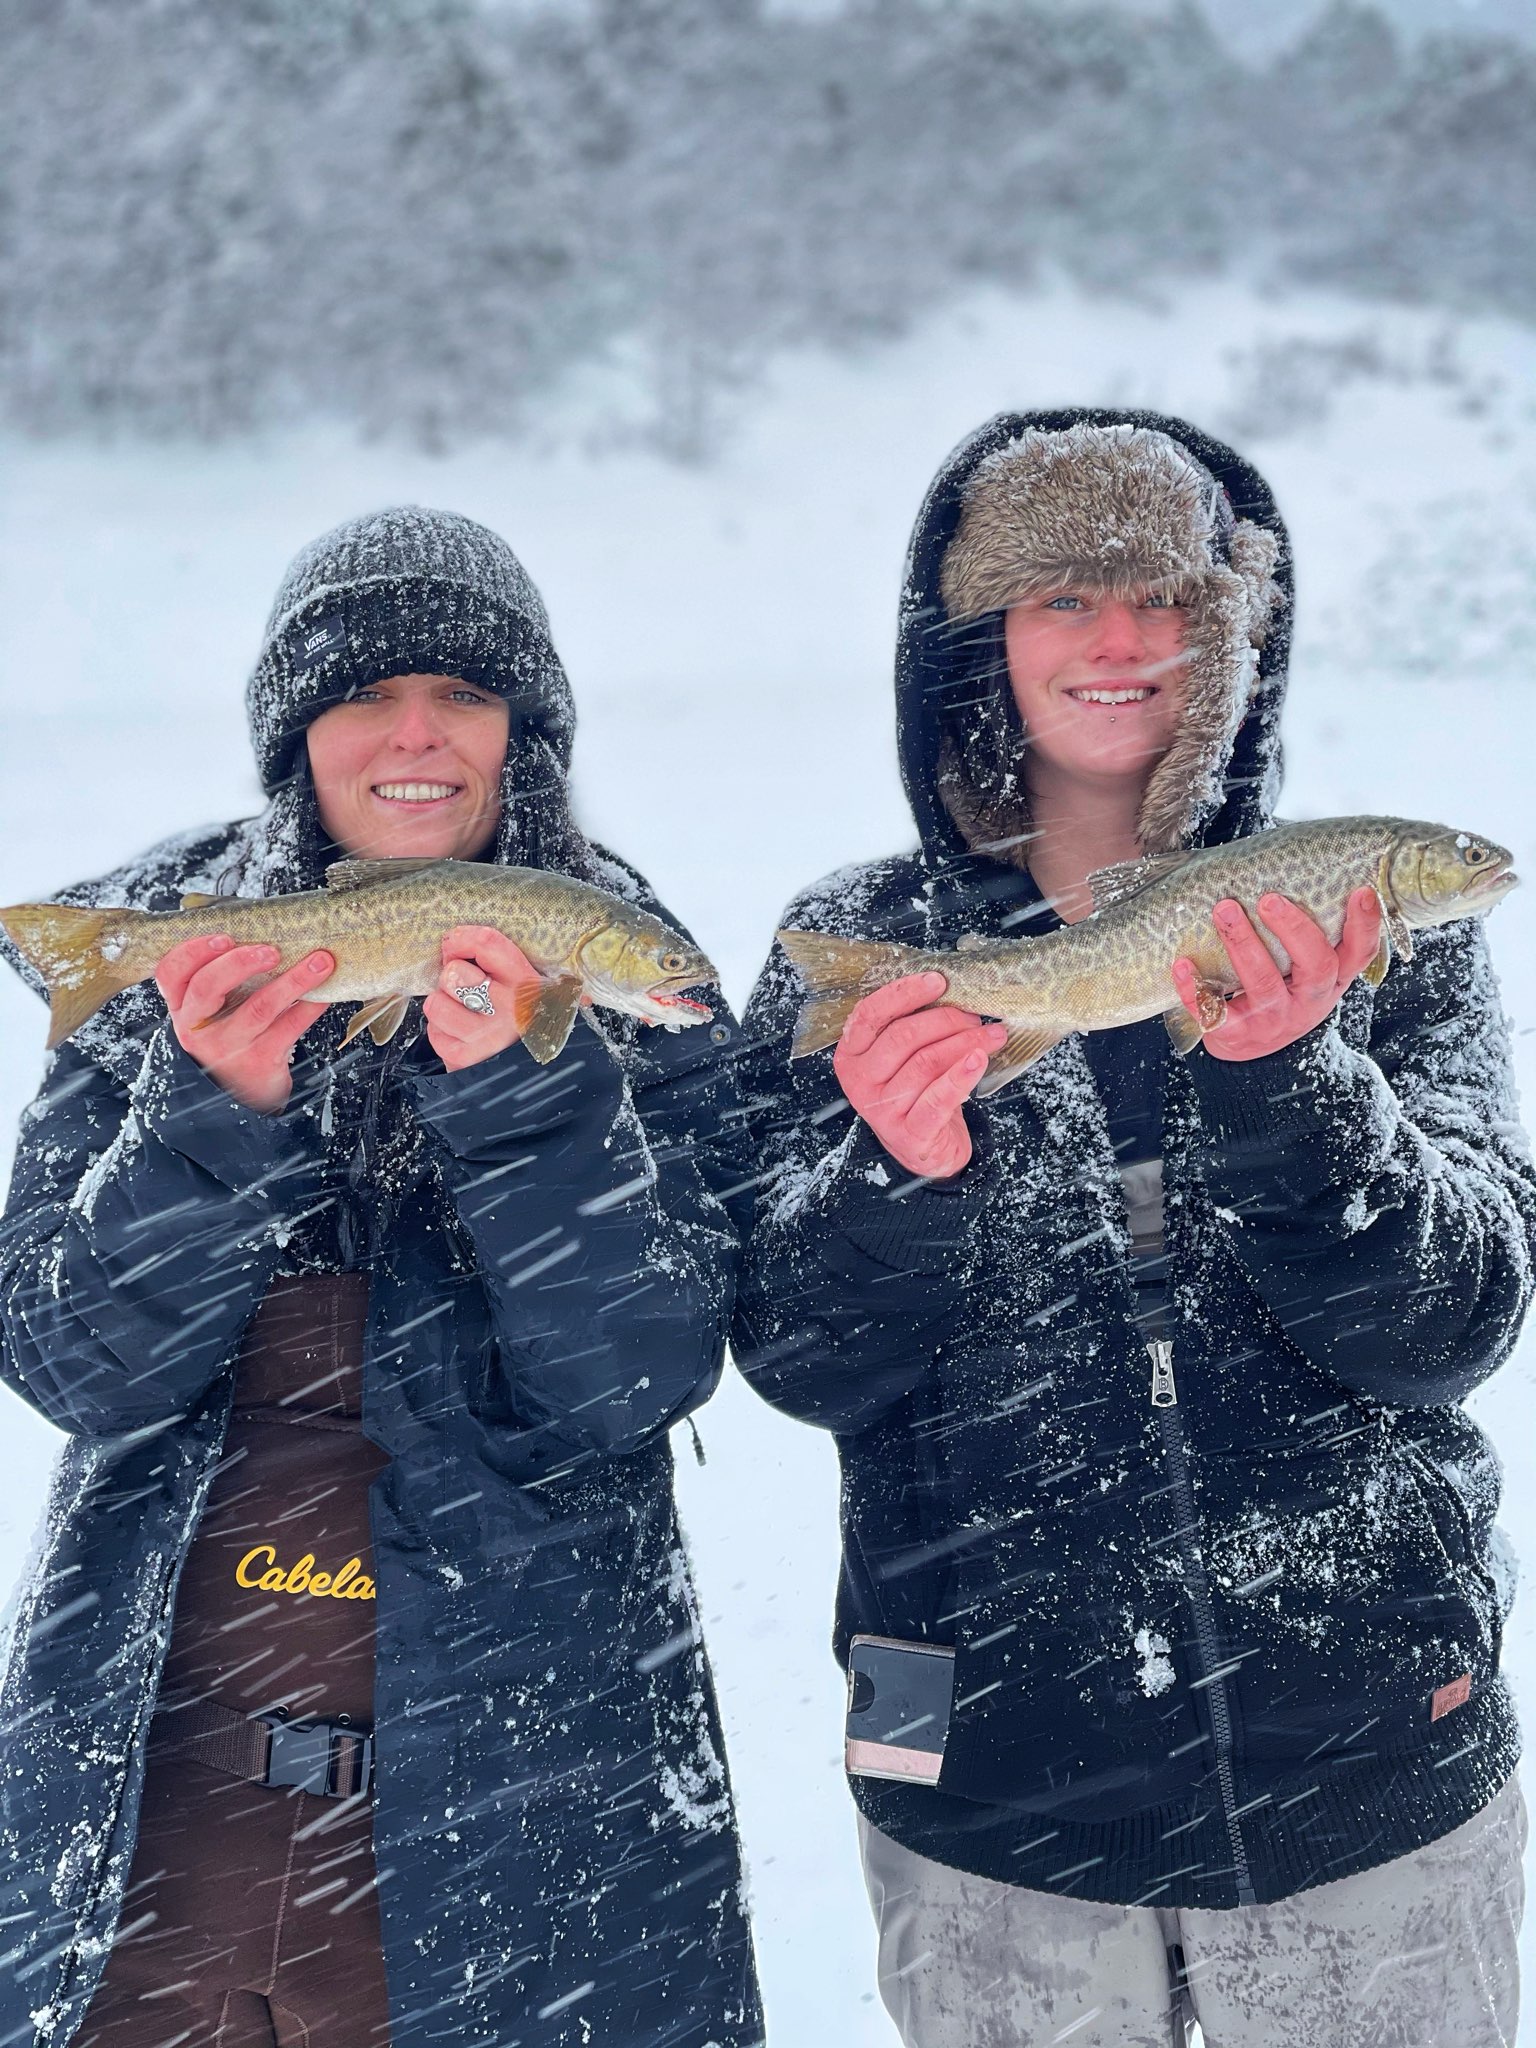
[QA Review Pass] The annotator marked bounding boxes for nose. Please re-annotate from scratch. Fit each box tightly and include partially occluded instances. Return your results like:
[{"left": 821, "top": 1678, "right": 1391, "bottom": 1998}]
[
  {"left": 1087, "top": 600, "right": 1152, "bottom": 664},
  {"left": 386, "top": 692, "right": 446, "bottom": 752}
]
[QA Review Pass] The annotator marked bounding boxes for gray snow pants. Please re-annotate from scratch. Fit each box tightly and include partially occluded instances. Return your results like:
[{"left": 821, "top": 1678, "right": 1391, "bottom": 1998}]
[{"left": 858, "top": 1772, "right": 1526, "bottom": 2048}]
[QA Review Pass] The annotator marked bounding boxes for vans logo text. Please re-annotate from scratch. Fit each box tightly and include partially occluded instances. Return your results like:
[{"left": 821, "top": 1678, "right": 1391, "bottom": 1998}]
[{"left": 296, "top": 615, "right": 346, "bottom": 667}]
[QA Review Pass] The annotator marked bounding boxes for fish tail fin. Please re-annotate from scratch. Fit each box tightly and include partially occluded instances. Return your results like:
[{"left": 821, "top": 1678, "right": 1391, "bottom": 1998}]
[
  {"left": 777, "top": 928, "right": 927, "bottom": 1057},
  {"left": 0, "top": 903, "right": 144, "bottom": 1048}
]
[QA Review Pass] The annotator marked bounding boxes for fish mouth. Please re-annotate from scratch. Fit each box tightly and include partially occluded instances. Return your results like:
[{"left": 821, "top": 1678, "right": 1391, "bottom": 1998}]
[
  {"left": 1469, "top": 860, "right": 1518, "bottom": 900},
  {"left": 652, "top": 991, "right": 713, "bottom": 1020}
]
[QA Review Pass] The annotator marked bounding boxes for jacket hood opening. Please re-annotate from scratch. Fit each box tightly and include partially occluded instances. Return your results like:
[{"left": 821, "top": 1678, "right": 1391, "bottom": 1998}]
[{"left": 898, "top": 412, "right": 1294, "bottom": 881}]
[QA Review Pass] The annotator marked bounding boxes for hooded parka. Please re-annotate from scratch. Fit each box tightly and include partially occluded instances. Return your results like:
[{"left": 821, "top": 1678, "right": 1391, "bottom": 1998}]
[
  {"left": 732, "top": 412, "right": 1536, "bottom": 1910},
  {"left": 0, "top": 509, "right": 763, "bottom": 2047}
]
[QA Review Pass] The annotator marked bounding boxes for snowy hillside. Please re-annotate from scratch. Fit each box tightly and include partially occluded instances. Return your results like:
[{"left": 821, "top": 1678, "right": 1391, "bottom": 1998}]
[{"left": 1, "top": 279, "right": 1533, "bottom": 2042}]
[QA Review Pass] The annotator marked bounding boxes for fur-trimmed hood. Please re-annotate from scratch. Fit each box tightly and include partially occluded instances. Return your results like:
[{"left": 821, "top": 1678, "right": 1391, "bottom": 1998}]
[{"left": 896, "top": 410, "right": 1294, "bottom": 873}]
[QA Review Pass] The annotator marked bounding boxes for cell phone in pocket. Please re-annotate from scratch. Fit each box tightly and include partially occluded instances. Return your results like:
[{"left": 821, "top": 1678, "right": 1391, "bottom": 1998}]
[{"left": 845, "top": 1634, "right": 956, "bottom": 1785}]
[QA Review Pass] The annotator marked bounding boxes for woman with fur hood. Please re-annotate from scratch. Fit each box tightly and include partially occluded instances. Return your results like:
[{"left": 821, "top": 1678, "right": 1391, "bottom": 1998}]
[
  {"left": 0, "top": 507, "right": 762, "bottom": 2048},
  {"left": 733, "top": 412, "right": 1533, "bottom": 2047}
]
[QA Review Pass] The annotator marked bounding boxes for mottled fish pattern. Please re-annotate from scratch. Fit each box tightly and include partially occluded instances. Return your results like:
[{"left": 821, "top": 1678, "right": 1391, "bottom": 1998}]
[
  {"left": 781, "top": 816, "right": 1517, "bottom": 1092},
  {"left": 1, "top": 856, "right": 716, "bottom": 1061}
]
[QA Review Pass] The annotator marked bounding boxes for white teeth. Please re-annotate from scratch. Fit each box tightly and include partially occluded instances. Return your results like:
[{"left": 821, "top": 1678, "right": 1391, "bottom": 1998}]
[
  {"left": 1071, "top": 688, "right": 1152, "bottom": 705},
  {"left": 373, "top": 782, "right": 459, "bottom": 801}
]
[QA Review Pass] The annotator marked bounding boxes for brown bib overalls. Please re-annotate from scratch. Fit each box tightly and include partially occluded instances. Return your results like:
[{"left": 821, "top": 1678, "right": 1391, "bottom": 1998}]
[{"left": 77, "top": 1276, "right": 394, "bottom": 2048}]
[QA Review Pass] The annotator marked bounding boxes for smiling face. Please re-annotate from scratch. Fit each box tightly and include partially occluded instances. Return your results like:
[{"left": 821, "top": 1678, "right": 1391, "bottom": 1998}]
[
  {"left": 306, "top": 672, "right": 512, "bottom": 861},
  {"left": 1003, "top": 587, "right": 1189, "bottom": 799}
]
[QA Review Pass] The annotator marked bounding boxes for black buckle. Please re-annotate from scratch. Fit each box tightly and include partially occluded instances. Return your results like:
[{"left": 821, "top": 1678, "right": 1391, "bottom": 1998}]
[{"left": 258, "top": 1714, "right": 374, "bottom": 1798}]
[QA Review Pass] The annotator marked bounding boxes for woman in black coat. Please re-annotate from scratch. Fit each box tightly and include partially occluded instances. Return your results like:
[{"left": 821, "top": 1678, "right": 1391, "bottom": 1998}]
[
  {"left": 0, "top": 506, "right": 762, "bottom": 2048},
  {"left": 733, "top": 414, "right": 1533, "bottom": 2047}
]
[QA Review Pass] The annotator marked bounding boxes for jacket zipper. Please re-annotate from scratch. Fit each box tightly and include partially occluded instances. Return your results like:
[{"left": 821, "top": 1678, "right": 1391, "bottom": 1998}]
[{"left": 1147, "top": 1338, "right": 1257, "bottom": 1906}]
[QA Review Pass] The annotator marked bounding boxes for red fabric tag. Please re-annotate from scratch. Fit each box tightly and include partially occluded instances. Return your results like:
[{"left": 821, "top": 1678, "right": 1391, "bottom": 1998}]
[{"left": 1431, "top": 1673, "right": 1472, "bottom": 1721}]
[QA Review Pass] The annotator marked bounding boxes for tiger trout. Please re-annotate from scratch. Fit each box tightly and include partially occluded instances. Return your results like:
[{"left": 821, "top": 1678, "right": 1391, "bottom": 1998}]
[
  {"left": 781, "top": 817, "right": 1517, "bottom": 1095},
  {"left": 1, "top": 856, "right": 716, "bottom": 1060}
]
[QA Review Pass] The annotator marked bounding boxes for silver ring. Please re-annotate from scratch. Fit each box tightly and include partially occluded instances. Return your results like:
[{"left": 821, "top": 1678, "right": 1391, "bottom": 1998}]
[{"left": 452, "top": 978, "right": 495, "bottom": 1017}]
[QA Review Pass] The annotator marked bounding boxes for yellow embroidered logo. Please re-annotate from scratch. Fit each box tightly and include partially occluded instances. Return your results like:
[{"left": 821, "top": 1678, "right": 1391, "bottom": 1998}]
[{"left": 236, "top": 1546, "right": 376, "bottom": 1601}]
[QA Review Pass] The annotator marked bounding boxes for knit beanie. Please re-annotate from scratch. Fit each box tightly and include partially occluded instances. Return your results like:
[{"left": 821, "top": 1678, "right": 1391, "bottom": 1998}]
[{"left": 245, "top": 506, "right": 576, "bottom": 796}]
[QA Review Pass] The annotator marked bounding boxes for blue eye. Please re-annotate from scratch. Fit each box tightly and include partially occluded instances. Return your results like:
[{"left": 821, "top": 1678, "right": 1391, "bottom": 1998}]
[{"left": 1045, "top": 595, "right": 1085, "bottom": 611}]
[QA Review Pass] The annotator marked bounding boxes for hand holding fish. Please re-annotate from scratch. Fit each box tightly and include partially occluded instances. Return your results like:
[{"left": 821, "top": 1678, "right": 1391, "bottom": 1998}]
[
  {"left": 834, "top": 972, "right": 1009, "bottom": 1179},
  {"left": 423, "top": 925, "right": 552, "bottom": 1072},
  {"left": 157, "top": 933, "right": 335, "bottom": 1115},
  {"left": 1176, "top": 888, "right": 1383, "bottom": 1062}
]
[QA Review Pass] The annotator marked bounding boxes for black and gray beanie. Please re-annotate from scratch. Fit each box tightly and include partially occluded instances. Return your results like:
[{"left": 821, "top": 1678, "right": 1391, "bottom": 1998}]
[{"left": 246, "top": 505, "right": 577, "bottom": 796}]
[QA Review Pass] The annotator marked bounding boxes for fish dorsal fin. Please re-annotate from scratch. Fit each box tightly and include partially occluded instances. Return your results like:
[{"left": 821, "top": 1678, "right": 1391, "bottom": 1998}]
[
  {"left": 1085, "top": 850, "right": 1194, "bottom": 915},
  {"left": 954, "top": 932, "right": 990, "bottom": 953},
  {"left": 180, "top": 890, "right": 229, "bottom": 910},
  {"left": 325, "top": 857, "right": 449, "bottom": 892}
]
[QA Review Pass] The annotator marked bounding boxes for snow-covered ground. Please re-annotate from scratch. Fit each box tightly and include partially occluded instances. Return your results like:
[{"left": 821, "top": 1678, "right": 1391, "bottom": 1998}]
[{"left": 2, "top": 280, "right": 1534, "bottom": 2043}]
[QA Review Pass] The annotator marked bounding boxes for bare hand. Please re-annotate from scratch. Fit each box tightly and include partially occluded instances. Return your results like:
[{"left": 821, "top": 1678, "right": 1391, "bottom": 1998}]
[
  {"left": 834, "top": 971, "right": 1007, "bottom": 1179},
  {"left": 1174, "top": 888, "right": 1383, "bottom": 1063},
  {"left": 157, "top": 935, "right": 334, "bottom": 1114},
  {"left": 423, "top": 925, "right": 552, "bottom": 1073}
]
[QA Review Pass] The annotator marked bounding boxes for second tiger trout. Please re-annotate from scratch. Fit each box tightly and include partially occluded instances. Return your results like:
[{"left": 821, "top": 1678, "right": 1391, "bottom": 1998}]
[{"left": 780, "top": 817, "right": 1517, "bottom": 1094}]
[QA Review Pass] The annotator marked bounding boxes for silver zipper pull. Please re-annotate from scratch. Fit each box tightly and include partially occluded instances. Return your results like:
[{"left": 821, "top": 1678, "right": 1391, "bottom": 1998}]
[{"left": 1148, "top": 1339, "right": 1177, "bottom": 1408}]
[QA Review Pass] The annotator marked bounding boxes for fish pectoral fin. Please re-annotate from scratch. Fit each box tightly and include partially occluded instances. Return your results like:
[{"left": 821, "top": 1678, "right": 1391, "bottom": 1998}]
[
  {"left": 1163, "top": 1003, "right": 1207, "bottom": 1057},
  {"left": 974, "top": 1024, "right": 1062, "bottom": 1097},
  {"left": 324, "top": 857, "right": 454, "bottom": 891},
  {"left": 1085, "top": 850, "right": 1194, "bottom": 915},
  {"left": 1361, "top": 926, "right": 1393, "bottom": 988},
  {"left": 189, "top": 977, "right": 268, "bottom": 1030},
  {"left": 1385, "top": 907, "right": 1414, "bottom": 964},
  {"left": 514, "top": 973, "right": 585, "bottom": 1063},
  {"left": 954, "top": 932, "right": 990, "bottom": 953},
  {"left": 340, "top": 993, "right": 412, "bottom": 1048}
]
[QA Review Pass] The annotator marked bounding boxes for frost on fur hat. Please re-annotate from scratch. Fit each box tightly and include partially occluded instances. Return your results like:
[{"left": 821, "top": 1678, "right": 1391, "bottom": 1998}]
[
  {"left": 246, "top": 505, "right": 576, "bottom": 795},
  {"left": 938, "top": 423, "right": 1281, "bottom": 856}
]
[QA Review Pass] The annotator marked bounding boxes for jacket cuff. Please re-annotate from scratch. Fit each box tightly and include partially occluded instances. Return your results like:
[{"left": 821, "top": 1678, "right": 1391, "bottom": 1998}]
[
  {"left": 131, "top": 1027, "right": 307, "bottom": 1200},
  {"left": 1187, "top": 1023, "right": 1348, "bottom": 1146},
  {"left": 407, "top": 1031, "right": 626, "bottom": 1153},
  {"left": 836, "top": 1115, "right": 997, "bottom": 1272}
]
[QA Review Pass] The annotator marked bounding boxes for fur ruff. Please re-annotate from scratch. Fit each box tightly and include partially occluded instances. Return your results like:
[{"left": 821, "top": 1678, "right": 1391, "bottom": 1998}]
[{"left": 937, "top": 423, "right": 1280, "bottom": 857}]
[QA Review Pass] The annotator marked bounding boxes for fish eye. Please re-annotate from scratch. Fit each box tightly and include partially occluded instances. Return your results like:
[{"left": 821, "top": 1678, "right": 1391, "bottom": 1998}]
[
  {"left": 1465, "top": 843, "right": 1489, "bottom": 865},
  {"left": 660, "top": 951, "right": 688, "bottom": 974}
]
